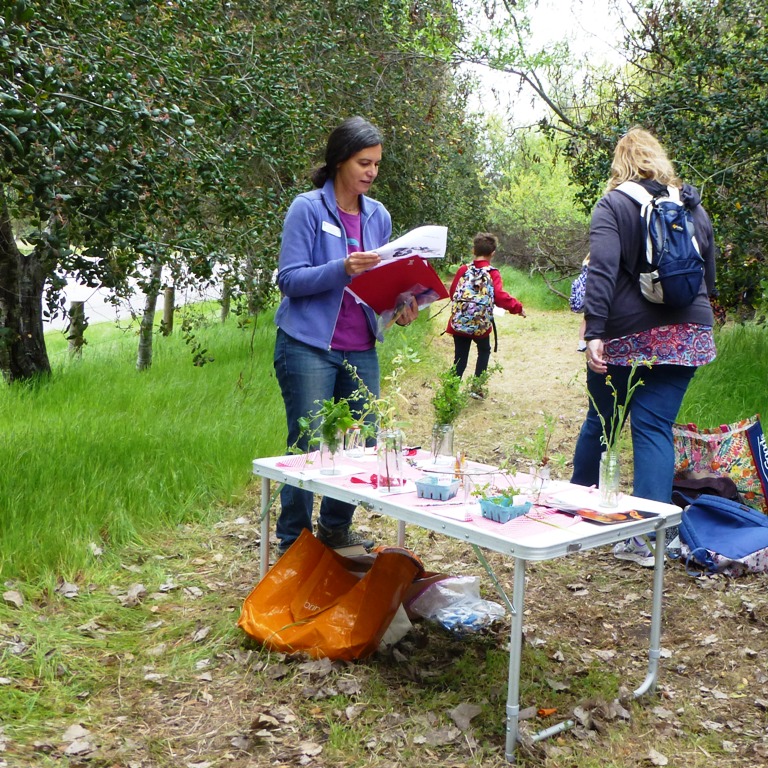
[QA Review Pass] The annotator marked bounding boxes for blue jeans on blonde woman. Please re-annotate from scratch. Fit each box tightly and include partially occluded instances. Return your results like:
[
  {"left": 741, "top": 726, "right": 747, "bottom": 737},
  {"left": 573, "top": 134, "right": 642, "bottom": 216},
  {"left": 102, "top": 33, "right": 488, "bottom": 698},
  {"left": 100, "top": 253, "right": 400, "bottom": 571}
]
[
  {"left": 571, "top": 363, "right": 696, "bottom": 503},
  {"left": 273, "top": 329, "right": 380, "bottom": 549}
]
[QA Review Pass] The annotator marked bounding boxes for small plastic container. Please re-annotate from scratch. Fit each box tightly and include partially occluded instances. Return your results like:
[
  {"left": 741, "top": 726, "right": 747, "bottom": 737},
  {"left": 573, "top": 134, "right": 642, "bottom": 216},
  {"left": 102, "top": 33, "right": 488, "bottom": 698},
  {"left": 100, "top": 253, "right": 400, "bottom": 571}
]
[
  {"left": 479, "top": 495, "right": 532, "bottom": 523},
  {"left": 415, "top": 476, "right": 460, "bottom": 501}
]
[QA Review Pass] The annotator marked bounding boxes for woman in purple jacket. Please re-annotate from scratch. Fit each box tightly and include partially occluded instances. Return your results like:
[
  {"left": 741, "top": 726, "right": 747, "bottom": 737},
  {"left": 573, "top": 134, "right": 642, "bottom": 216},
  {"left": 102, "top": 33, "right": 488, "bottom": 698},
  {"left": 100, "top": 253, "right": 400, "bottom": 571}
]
[
  {"left": 571, "top": 127, "right": 717, "bottom": 566},
  {"left": 273, "top": 116, "right": 417, "bottom": 556}
]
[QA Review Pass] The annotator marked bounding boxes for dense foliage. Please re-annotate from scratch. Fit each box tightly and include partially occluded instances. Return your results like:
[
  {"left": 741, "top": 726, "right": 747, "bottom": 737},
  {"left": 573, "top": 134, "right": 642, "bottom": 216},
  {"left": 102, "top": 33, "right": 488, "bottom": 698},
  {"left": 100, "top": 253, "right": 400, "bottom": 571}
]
[
  {"left": 560, "top": 0, "right": 768, "bottom": 316},
  {"left": 0, "top": 0, "right": 487, "bottom": 380},
  {"left": 485, "top": 124, "right": 589, "bottom": 278}
]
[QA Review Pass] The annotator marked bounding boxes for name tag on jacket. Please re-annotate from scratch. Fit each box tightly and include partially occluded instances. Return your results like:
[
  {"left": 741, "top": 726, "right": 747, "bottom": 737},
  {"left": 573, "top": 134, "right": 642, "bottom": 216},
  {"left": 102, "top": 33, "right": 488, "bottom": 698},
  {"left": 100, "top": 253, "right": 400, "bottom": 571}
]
[{"left": 322, "top": 221, "right": 342, "bottom": 238}]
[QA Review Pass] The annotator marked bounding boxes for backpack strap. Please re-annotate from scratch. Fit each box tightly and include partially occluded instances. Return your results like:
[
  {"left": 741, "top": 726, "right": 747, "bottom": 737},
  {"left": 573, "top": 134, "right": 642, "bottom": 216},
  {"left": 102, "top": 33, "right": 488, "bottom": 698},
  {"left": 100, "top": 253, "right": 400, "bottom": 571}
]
[
  {"left": 616, "top": 181, "right": 682, "bottom": 206},
  {"left": 616, "top": 180, "right": 653, "bottom": 206}
]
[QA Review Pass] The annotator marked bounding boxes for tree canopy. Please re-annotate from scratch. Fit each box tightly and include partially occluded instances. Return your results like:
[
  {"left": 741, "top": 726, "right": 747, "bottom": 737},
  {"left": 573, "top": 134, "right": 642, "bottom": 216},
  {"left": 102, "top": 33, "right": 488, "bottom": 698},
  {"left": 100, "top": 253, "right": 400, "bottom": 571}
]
[
  {"left": 551, "top": 0, "right": 767, "bottom": 315},
  {"left": 0, "top": 0, "right": 486, "bottom": 380}
]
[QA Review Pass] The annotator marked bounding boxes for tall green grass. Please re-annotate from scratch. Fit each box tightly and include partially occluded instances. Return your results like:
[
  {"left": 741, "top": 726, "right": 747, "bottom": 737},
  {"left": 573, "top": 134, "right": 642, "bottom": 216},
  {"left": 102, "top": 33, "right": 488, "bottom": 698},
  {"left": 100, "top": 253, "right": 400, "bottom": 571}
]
[
  {"left": 678, "top": 322, "right": 768, "bottom": 425},
  {"left": 0, "top": 304, "right": 432, "bottom": 583},
  {"left": 0, "top": 309, "right": 285, "bottom": 582}
]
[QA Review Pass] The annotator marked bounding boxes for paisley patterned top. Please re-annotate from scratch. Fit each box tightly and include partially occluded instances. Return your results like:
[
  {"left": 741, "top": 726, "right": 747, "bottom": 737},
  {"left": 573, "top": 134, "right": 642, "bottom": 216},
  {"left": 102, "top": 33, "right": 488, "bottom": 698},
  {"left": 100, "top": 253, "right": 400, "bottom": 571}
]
[{"left": 604, "top": 323, "right": 716, "bottom": 367}]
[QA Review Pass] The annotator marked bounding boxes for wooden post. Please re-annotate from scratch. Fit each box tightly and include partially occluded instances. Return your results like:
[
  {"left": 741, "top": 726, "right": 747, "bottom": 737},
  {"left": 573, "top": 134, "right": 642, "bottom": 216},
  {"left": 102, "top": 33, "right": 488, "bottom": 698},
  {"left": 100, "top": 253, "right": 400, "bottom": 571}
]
[
  {"left": 221, "top": 281, "right": 231, "bottom": 323},
  {"left": 162, "top": 286, "right": 175, "bottom": 336},
  {"left": 67, "top": 301, "right": 87, "bottom": 357}
]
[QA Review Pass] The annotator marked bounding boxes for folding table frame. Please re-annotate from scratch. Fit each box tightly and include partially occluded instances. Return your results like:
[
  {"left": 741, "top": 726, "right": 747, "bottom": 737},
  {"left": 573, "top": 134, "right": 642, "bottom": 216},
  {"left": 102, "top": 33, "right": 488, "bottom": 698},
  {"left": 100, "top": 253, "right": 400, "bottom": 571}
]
[{"left": 251, "top": 454, "right": 681, "bottom": 762}]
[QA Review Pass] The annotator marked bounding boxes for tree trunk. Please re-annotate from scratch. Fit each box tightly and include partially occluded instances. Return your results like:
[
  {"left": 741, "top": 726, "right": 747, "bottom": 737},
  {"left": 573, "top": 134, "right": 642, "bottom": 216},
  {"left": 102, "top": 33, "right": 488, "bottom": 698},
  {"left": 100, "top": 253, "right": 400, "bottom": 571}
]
[
  {"left": 67, "top": 301, "right": 87, "bottom": 357},
  {"left": 220, "top": 280, "right": 230, "bottom": 323},
  {"left": 136, "top": 260, "right": 163, "bottom": 371},
  {"left": 162, "top": 286, "right": 174, "bottom": 336},
  {"left": 0, "top": 185, "right": 51, "bottom": 382}
]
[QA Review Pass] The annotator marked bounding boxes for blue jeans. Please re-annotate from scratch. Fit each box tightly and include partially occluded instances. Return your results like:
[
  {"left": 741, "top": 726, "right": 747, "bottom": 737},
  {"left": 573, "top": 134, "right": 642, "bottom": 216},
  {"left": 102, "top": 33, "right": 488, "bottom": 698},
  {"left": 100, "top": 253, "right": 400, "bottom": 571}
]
[
  {"left": 571, "top": 363, "right": 696, "bottom": 503},
  {"left": 273, "top": 329, "right": 380, "bottom": 546}
]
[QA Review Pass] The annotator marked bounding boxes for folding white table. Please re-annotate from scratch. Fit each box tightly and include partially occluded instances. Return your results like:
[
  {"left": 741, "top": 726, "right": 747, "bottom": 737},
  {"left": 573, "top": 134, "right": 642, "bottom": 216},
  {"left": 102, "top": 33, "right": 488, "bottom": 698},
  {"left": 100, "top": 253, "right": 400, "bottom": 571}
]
[{"left": 251, "top": 451, "right": 681, "bottom": 762}]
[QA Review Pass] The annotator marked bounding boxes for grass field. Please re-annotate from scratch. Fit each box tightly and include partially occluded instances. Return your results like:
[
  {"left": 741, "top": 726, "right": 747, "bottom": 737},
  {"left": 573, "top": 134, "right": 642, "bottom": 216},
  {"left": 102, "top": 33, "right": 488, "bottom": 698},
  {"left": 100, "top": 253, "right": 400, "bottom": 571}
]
[
  {"left": 1, "top": 274, "right": 766, "bottom": 582},
  {"left": 1, "top": 273, "right": 767, "bottom": 766}
]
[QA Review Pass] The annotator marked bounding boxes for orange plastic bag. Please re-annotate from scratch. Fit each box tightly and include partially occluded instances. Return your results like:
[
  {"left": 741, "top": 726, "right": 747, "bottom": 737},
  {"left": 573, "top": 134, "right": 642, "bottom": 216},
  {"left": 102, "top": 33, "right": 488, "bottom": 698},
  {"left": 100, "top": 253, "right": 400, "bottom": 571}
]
[{"left": 238, "top": 529, "right": 424, "bottom": 660}]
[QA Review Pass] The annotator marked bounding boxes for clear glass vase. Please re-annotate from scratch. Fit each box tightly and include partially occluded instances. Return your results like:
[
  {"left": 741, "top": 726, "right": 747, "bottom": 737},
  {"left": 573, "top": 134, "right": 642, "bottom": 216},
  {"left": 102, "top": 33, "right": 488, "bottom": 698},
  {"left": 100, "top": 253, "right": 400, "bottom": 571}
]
[
  {"left": 377, "top": 428, "right": 404, "bottom": 489},
  {"left": 319, "top": 431, "right": 343, "bottom": 475},
  {"left": 431, "top": 423, "right": 454, "bottom": 465},
  {"left": 530, "top": 462, "right": 551, "bottom": 492},
  {"left": 344, "top": 425, "right": 364, "bottom": 458},
  {"left": 599, "top": 448, "right": 620, "bottom": 507}
]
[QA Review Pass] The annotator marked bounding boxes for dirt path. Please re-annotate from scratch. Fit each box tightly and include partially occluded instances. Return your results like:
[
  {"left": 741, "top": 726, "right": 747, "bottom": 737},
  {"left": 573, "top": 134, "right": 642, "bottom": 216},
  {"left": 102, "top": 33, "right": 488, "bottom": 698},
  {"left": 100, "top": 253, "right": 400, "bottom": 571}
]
[{"left": 405, "top": 308, "right": 588, "bottom": 470}]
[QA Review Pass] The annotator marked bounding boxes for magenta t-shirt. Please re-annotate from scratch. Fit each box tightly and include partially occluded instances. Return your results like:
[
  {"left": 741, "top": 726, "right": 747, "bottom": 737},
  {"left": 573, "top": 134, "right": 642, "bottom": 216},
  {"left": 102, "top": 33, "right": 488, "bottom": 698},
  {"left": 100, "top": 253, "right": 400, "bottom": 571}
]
[{"left": 331, "top": 210, "right": 375, "bottom": 351}]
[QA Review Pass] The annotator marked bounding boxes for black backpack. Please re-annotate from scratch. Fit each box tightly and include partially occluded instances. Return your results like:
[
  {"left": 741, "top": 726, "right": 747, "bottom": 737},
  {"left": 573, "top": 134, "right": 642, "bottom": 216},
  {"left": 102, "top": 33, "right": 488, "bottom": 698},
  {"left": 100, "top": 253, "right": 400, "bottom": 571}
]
[{"left": 617, "top": 181, "right": 705, "bottom": 308}]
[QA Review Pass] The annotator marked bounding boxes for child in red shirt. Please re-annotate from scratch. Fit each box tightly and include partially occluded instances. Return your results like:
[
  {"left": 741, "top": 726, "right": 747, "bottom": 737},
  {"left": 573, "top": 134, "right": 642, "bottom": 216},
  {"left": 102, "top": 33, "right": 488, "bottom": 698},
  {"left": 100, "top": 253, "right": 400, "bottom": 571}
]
[{"left": 445, "top": 233, "right": 525, "bottom": 396}]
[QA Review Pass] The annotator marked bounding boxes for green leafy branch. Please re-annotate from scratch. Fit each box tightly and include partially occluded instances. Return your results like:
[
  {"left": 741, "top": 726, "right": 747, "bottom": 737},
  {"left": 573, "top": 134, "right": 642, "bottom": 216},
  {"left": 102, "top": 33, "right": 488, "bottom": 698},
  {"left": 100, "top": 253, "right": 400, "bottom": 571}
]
[
  {"left": 296, "top": 398, "right": 357, "bottom": 455},
  {"left": 431, "top": 366, "right": 470, "bottom": 426},
  {"left": 588, "top": 359, "right": 653, "bottom": 452}
]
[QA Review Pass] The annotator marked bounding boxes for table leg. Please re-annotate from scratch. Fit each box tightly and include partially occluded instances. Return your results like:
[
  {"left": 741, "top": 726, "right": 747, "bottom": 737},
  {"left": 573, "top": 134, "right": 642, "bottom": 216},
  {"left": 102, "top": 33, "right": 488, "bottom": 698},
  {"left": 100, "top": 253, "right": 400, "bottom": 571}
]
[
  {"left": 634, "top": 528, "right": 666, "bottom": 697},
  {"left": 397, "top": 519, "right": 406, "bottom": 548},
  {"left": 504, "top": 557, "right": 527, "bottom": 762},
  {"left": 259, "top": 477, "right": 271, "bottom": 581}
]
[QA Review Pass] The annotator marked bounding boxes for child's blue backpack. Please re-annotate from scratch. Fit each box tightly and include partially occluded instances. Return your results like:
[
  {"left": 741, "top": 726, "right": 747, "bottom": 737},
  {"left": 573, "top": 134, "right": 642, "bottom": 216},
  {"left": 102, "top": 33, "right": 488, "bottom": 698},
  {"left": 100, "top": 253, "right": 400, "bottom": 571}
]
[
  {"left": 679, "top": 493, "right": 768, "bottom": 576},
  {"left": 617, "top": 181, "right": 705, "bottom": 308}
]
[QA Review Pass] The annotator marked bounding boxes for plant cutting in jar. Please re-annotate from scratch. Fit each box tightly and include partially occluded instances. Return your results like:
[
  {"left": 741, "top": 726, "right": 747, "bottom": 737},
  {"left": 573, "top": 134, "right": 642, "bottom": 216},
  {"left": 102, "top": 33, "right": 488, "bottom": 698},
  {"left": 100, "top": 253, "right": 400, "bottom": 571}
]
[
  {"left": 344, "top": 346, "right": 417, "bottom": 488},
  {"left": 295, "top": 397, "right": 357, "bottom": 456},
  {"left": 588, "top": 359, "right": 651, "bottom": 454},
  {"left": 430, "top": 366, "right": 470, "bottom": 463},
  {"left": 585, "top": 358, "right": 652, "bottom": 505},
  {"left": 431, "top": 366, "right": 470, "bottom": 427},
  {"left": 343, "top": 345, "right": 417, "bottom": 437},
  {"left": 505, "top": 413, "right": 563, "bottom": 492}
]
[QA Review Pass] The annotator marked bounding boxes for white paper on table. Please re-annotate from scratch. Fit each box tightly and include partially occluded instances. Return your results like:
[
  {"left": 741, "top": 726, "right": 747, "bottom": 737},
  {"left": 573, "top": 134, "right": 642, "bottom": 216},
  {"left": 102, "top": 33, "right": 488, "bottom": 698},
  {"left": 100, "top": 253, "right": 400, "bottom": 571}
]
[
  {"left": 541, "top": 485, "right": 639, "bottom": 513},
  {"left": 374, "top": 225, "right": 447, "bottom": 261}
]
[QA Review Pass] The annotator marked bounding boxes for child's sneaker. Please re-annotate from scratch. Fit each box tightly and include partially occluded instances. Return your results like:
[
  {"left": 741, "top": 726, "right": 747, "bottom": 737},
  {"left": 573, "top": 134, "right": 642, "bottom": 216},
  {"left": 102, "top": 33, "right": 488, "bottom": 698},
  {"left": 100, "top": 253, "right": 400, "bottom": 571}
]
[{"left": 612, "top": 537, "right": 655, "bottom": 568}]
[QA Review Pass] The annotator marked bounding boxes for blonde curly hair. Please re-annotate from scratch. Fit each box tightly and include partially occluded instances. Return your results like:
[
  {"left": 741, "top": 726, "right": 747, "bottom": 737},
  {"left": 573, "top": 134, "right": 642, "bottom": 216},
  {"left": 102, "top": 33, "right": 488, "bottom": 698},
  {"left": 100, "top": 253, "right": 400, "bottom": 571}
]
[{"left": 606, "top": 127, "right": 682, "bottom": 192}]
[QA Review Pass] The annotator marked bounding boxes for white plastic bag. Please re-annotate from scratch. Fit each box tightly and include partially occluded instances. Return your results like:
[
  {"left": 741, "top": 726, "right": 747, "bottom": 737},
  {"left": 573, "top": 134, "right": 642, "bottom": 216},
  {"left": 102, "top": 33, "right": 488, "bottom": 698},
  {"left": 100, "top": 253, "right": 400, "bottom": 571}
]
[{"left": 408, "top": 576, "right": 505, "bottom": 632}]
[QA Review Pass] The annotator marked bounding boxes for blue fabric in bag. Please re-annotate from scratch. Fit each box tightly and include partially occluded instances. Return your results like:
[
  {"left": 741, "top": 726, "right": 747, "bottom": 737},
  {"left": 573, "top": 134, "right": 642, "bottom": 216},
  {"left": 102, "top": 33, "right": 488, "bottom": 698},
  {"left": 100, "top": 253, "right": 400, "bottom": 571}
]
[{"left": 680, "top": 493, "right": 768, "bottom": 572}]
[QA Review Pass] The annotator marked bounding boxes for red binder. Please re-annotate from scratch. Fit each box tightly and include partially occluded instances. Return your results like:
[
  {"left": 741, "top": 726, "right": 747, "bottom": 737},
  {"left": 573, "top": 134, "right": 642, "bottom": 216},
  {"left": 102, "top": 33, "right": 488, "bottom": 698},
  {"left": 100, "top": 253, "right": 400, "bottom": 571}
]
[{"left": 347, "top": 257, "right": 449, "bottom": 315}]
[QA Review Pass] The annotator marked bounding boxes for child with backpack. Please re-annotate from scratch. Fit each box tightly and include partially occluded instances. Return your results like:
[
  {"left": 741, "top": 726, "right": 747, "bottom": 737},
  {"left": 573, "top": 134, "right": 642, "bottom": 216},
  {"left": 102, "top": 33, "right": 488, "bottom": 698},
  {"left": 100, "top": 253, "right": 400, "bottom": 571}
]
[{"left": 445, "top": 233, "right": 525, "bottom": 398}]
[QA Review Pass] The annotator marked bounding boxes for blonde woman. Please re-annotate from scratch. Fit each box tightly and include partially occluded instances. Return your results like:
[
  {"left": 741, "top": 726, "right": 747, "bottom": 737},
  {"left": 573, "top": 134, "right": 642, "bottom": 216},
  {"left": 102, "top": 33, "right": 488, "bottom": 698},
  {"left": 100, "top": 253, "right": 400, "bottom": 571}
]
[{"left": 571, "top": 127, "right": 717, "bottom": 566}]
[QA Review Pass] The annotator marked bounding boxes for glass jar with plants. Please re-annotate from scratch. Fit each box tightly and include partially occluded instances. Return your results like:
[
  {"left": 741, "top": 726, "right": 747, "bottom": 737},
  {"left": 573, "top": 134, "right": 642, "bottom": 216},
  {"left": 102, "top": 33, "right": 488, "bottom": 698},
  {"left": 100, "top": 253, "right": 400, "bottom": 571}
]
[
  {"left": 296, "top": 398, "right": 357, "bottom": 475},
  {"left": 430, "top": 366, "right": 470, "bottom": 464},
  {"left": 510, "top": 413, "right": 558, "bottom": 492},
  {"left": 345, "top": 347, "right": 415, "bottom": 489}
]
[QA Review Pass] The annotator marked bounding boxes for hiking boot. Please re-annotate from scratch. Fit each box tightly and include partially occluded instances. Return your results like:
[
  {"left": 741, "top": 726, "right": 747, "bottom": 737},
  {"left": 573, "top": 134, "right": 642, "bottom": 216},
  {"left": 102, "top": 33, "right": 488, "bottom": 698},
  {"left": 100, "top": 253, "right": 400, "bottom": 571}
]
[
  {"left": 276, "top": 539, "right": 293, "bottom": 558},
  {"left": 469, "top": 390, "right": 485, "bottom": 400},
  {"left": 613, "top": 537, "right": 655, "bottom": 568},
  {"left": 316, "top": 521, "right": 374, "bottom": 552}
]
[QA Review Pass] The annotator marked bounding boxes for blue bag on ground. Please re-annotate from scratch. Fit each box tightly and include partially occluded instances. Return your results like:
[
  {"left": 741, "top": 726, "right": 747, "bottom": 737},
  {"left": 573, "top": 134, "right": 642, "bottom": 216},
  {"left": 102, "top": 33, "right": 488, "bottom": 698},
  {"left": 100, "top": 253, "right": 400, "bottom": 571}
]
[{"left": 679, "top": 493, "right": 768, "bottom": 575}]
